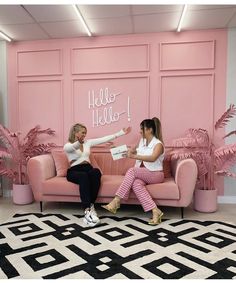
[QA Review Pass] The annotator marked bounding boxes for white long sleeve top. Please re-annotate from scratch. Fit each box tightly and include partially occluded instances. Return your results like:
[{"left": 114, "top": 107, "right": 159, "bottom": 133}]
[
  {"left": 64, "top": 129, "right": 125, "bottom": 167},
  {"left": 135, "top": 137, "right": 165, "bottom": 171}
]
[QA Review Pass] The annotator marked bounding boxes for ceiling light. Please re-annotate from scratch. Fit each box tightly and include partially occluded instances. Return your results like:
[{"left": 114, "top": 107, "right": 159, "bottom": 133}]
[
  {"left": 72, "top": 5, "right": 92, "bottom": 37},
  {"left": 0, "top": 31, "right": 12, "bottom": 42},
  {"left": 177, "top": 4, "right": 188, "bottom": 32}
]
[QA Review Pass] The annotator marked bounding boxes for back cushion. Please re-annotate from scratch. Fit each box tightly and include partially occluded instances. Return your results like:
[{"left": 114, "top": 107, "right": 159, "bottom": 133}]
[
  {"left": 51, "top": 150, "right": 102, "bottom": 177},
  {"left": 93, "top": 152, "right": 172, "bottom": 177},
  {"left": 93, "top": 152, "right": 135, "bottom": 175},
  {"left": 51, "top": 150, "right": 172, "bottom": 177},
  {"left": 51, "top": 150, "right": 69, "bottom": 177}
]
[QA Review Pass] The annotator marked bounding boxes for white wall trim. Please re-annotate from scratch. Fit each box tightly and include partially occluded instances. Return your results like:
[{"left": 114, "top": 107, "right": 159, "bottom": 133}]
[{"left": 218, "top": 196, "right": 236, "bottom": 204}]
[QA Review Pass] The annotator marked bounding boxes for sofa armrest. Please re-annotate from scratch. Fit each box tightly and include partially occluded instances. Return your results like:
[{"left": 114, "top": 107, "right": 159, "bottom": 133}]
[
  {"left": 27, "top": 154, "right": 56, "bottom": 201},
  {"left": 172, "top": 158, "right": 198, "bottom": 206}
]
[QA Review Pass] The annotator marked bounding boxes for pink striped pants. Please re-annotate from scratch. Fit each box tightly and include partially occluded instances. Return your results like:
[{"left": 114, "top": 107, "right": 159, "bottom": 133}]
[{"left": 116, "top": 167, "right": 164, "bottom": 212}]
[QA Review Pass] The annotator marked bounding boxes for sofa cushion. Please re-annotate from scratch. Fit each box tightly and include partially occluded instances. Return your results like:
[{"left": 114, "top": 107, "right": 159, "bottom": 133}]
[
  {"left": 42, "top": 177, "right": 80, "bottom": 196},
  {"left": 98, "top": 175, "right": 125, "bottom": 197},
  {"left": 42, "top": 175, "right": 179, "bottom": 200},
  {"left": 99, "top": 175, "right": 179, "bottom": 200},
  {"left": 51, "top": 150, "right": 102, "bottom": 177},
  {"left": 51, "top": 151, "right": 70, "bottom": 177},
  {"left": 146, "top": 178, "right": 179, "bottom": 200}
]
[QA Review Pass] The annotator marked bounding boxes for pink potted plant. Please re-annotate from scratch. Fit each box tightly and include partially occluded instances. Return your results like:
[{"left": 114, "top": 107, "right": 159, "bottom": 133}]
[
  {"left": 0, "top": 125, "right": 56, "bottom": 204},
  {"left": 171, "top": 104, "right": 236, "bottom": 212}
]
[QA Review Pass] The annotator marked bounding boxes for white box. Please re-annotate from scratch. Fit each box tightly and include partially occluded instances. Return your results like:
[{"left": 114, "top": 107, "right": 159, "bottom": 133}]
[{"left": 110, "top": 144, "right": 128, "bottom": 160}]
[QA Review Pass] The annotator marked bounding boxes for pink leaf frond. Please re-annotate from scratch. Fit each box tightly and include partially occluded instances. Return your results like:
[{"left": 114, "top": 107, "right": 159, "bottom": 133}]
[
  {"left": 215, "top": 170, "right": 236, "bottom": 178},
  {"left": 214, "top": 144, "right": 236, "bottom": 170},
  {"left": 0, "top": 149, "right": 12, "bottom": 159},
  {"left": 223, "top": 130, "right": 236, "bottom": 139},
  {"left": 214, "top": 143, "right": 236, "bottom": 158},
  {"left": 187, "top": 128, "right": 210, "bottom": 146},
  {"left": 172, "top": 137, "right": 198, "bottom": 147},
  {"left": 215, "top": 104, "right": 236, "bottom": 130},
  {"left": 0, "top": 124, "right": 17, "bottom": 150}
]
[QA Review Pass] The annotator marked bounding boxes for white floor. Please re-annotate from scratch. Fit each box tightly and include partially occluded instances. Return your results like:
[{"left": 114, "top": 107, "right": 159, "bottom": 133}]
[{"left": 0, "top": 197, "right": 235, "bottom": 224}]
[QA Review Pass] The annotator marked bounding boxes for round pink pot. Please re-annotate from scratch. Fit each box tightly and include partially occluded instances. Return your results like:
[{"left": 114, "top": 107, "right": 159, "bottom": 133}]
[
  {"left": 194, "top": 188, "right": 218, "bottom": 213},
  {"left": 13, "top": 184, "right": 34, "bottom": 205}
]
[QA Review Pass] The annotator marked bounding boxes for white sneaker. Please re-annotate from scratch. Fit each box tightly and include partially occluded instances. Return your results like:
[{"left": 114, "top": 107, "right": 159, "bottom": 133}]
[
  {"left": 90, "top": 204, "right": 100, "bottom": 223},
  {"left": 83, "top": 209, "right": 100, "bottom": 227}
]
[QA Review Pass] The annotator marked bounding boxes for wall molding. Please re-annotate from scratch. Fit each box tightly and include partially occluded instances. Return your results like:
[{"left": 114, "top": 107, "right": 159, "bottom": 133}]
[
  {"left": 17, "top": 79, "right": 64, "bottom": 145},
  {"left": 17, "top": 49, "right": 63, "bottom": 77},
  {"left": 159, "top": 73, "right": 215, "bottom": 141},
  {"left": 71, "top": 44, "right": 150, "bottom": 75},
  {"left": 160, "top": 40, "right": 215, "bottom": 71}
]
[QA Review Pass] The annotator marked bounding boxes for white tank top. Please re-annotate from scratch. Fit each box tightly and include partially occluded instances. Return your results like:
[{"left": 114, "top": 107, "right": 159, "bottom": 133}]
[{"left": 135, "top": 137, "right": 164, "bottom": 171}]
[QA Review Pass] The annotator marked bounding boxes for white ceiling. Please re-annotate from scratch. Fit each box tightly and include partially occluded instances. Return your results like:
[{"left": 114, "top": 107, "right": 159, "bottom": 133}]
[{"left": 1, "top": 4, "right": 236, "bottom": 41}]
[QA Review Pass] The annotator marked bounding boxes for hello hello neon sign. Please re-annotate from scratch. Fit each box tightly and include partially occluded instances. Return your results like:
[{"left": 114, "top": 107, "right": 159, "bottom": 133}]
[{"left": 88, "top": 87, "right": 131, "bottom": 127}]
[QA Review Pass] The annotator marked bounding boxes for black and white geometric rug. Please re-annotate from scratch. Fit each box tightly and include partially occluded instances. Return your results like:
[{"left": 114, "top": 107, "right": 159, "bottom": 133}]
[{"left": 0, "top": 213, "right": 236, "bottom": 279}]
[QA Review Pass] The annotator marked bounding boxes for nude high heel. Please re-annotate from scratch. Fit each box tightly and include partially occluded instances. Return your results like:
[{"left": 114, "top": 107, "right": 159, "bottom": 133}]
[{"left": 102, "top": 197, "right": 120, "bottom": 214}]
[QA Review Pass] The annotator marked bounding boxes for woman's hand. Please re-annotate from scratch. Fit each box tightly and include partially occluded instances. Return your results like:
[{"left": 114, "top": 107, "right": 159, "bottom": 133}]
[
  {"left": 129, "top": 147, "right": 137, "bottom": 154},
  {"left": 122, "top": 127, "right": 131, "bottom": 135},
  {"left": 127, "top": 149, "right": 136, "bottom": 159}
]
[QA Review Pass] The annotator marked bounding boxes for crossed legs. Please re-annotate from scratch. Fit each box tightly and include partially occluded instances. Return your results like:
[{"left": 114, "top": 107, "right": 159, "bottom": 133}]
[{"left": 102, "top": 167, "right": 164, "bottom": 225}]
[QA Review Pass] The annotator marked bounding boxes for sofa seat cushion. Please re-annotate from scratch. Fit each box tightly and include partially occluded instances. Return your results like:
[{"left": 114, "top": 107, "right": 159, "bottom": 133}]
[
  {"left": 99, "top": 175, "right": 179, "bottom": 200},
  {"left": 42, "top": 175, "right": 179, "bottom": 201},
  {"left": 98, "top": 175, "right": 125, "bottom": 197},
  {"left": 42, "top": 177, "right": 80, "bottom": 196},
  {"left": 146, "top": 178, "right": 179, "bottom": 200}
]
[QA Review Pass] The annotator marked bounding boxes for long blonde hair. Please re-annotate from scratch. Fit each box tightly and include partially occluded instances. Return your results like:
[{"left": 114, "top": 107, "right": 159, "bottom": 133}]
[{"left": 68, "top": 123, "right": 87, "bottom": 143}]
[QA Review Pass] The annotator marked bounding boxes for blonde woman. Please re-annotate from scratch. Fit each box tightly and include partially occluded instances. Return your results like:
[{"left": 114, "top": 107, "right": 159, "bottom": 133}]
[
  {"left": 64, "top": 123, "right": 131, "bottom": 227},
  {"left": 102, "top": 118, "right": 165, "bottom": 225}
]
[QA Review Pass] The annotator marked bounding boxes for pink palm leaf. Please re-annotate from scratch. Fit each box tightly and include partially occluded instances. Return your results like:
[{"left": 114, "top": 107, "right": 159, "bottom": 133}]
[
  {"left": 214, "top": 144, "right": 236, "bottom": 171},
  {"left": 172, "top": 137, "right": 197, "bottom": 147},
  {"left": 215, "top": 170, "right": 236, "bottom": 178},
  {"left": 223, "top": 130, "right": 236, "bottom": 139},
  {"left": 22, "top": 126, "right": 55, "bottom": 151},
  {"left": 215, "top": 104, "right": 236, "bottom": 130},
  {"left": 0, "top": 125, "right": 16, "bottom": 152},
  {"left": 187, "top": 128, "right": 210, "bottom": 147}
]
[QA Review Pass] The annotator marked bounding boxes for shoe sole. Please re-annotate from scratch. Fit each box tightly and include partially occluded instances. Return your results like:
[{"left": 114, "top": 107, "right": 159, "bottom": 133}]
[{"left": 83, "top": 217, "right": 100, "bottom": 227}]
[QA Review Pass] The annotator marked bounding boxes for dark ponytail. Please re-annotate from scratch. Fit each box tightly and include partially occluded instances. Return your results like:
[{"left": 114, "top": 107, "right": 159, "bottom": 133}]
[
  {"left": 152, "top": 117, "right": 163, "bottom": 143},
  {"left": 140, "top": 117, "right": 164, "bottom": 143}
]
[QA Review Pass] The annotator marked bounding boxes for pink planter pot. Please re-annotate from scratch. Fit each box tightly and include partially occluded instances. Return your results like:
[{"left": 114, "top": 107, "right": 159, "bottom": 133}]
[
  {"left": 13, "top": 184, "right": 34, "bottom": 205},
  {"left": 194, "top": 188, "right": 218, "bottom": 213}
]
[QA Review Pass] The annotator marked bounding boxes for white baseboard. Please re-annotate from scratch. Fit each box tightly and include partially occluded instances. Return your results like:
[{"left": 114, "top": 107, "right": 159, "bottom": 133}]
[{"left": 218, "top": 196, "right": 236, "bottom": 204}]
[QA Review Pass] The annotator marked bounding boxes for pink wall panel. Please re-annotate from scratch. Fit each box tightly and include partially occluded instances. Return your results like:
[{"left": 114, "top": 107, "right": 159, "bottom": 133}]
[
  {"left": 7, "top": 29, "right": 227, "bottom": 194},
  {"left": 160, "top": 74, "right": 214, "bottom": 144},
  {"left": 160, "top": 40, "right": 215, "bottom": 70},
  {"left": 18, "top": 80, "right": 63, "bottom": 144},
  {"left": 72, "top": 76, "right": 149, "bottom": 145},
  {"left": 71, "top": 44, "right": 149, "bottom": 74},
  {"left": 17, "top": 49, "right": 62, "bottom": 76}
]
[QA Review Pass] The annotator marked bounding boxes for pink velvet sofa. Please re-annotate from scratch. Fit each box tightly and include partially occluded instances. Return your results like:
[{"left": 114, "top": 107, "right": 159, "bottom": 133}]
[{"left": 27, "top": 150, "right": 198, "bottom": 218}]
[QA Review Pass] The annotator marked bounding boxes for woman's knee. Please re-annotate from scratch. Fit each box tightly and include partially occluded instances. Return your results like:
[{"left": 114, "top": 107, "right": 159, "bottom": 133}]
[
  {"left": 133, "top": 179, "right": 145, "bottom": 188},
  {"left": 67, "top": 171, "right": 88, "bottom": 184},
  {"left": 89, "top": 168, "right": 102, "bottom": 178}
]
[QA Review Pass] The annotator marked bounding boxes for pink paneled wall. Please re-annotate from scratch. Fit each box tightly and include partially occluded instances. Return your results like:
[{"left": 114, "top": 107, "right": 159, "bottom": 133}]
[{"left": 7, "top": 29, "right": 227, "bottom": 193}]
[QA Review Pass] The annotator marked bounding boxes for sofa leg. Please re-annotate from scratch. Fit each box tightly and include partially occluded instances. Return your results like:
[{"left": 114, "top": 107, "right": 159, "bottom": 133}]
[
  {"left": 181, "top": 207, "right": 184, "bottom": 219},
  {"left": 40, "top": 201, "right": 43, "bottom": 213}
]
